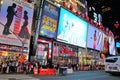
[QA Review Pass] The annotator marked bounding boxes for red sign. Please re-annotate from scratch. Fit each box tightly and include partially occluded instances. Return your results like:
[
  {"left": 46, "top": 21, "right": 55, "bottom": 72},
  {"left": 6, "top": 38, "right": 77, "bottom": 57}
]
[{"left": 13, "top": 6, "right": 23, "bottom": 34}]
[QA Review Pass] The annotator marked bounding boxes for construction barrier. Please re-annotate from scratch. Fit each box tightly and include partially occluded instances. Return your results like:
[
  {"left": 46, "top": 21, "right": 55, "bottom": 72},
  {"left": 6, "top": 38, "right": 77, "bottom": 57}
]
[
  {"left": 39, "top": 68, "right": 56, "bottom": 75},
  {"left": 34, "top": 67, "right": 38, "bottom": 75}
]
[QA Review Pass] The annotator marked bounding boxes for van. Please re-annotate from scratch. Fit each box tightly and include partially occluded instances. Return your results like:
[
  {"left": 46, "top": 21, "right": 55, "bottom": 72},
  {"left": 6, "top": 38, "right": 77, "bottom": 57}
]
[{"left": 105, "top": 56, "right": 120, "bottom": 75}]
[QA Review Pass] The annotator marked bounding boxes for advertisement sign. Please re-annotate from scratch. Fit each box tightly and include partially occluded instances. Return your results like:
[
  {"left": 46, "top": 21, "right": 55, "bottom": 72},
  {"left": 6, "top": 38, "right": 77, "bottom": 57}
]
[
  {"left": 102, "top": 33, "right": 109, "bottom": 53},
  {"left": 57, "top": 8, "right": 88, "bottom": 48},
  {"left": 39, "top": 0, "right": 60, "bottom": 38},
  {"left": 37, "top": 39, "right": 52, "bottom": 59},
  {"left": 109, "top": 36, "right": 116, "bottom": 55},
  {"left": 36, "top": 44, "right": 46, "bottom": 60},
  {"left": 0, "top": 0, "right": 34, "bottom": 47},
  {"left": 87, "top": 24, "right": 103, "bottom": 51},
  {"left": 116, "top": 42, "right": 120, "bottom": 48}
]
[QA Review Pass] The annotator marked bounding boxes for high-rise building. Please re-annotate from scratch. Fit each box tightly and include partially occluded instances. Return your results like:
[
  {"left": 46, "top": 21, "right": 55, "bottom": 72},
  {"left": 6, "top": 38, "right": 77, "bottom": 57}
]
[
  {"left": 87, "top": 0, "right": 120, "bottom": 54},
  {"left": 87, "top": 0, "right": 120, "bottom": 36}
]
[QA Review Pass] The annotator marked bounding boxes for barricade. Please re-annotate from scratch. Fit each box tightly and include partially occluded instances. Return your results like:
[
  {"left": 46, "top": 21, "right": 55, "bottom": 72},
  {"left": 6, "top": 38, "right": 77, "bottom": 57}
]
[
  {"left": 39, "top": 69, "right": 47, "bottom": 75},
  {"left": 39, "top": 68, "right": 56, "bottom": 75},
  {"left": 34, "top": 67, "right": 38, "bottom": 75}
]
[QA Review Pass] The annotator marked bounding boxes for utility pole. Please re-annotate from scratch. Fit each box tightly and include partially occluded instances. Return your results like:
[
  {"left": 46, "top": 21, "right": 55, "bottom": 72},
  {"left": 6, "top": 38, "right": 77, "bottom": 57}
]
[{"left": 9, "top": 29, "right": 26, "bottom": 58}]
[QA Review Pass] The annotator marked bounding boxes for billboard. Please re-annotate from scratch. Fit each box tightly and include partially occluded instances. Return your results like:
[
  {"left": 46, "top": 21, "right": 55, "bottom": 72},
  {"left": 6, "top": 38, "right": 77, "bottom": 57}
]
[
  {"left": 39, "top": 0, "right": 60, "bottom": 38},
  {"left": 87, "top": 24, "right": 103, "bottom": 51},
  {"left": 57, "top": 8, "right": 88, "bottom": 48},
  {"left": 0, "top": 0, "right": 34, "bottom": 47},
  {"left": 109, "top": 36, "right": 116, "bottom": 55},
  {"left": 102, "top": 33, "right": 109, "bottom": 53},
  {"left": 116, "top": 42, "right": 120, "bottom": 48}
]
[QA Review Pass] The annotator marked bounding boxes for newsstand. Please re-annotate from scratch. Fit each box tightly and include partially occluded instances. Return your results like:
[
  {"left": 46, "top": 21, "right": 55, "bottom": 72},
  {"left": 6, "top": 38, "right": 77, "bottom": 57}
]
[{"left": 59, "top": 67, "right": 67, "bottom": 75}]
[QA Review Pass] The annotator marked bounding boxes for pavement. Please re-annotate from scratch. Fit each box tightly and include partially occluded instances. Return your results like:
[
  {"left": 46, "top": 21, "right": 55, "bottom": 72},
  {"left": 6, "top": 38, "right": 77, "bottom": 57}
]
[
  {"left": 0, "top": 74, "right": 40, "bottom": 80},
  {"left": 0, "top": 71, "right": 106, "bottom": 80}
]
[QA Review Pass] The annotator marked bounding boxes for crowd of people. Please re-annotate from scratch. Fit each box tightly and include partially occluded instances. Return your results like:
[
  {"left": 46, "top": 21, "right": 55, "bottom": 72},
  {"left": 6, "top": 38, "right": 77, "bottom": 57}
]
[
  {"left": 0, "top": 60, "right": 41, "bottom": 74},
  {"left": 0, "top": 60, "right": 105, "bottom": 74}
]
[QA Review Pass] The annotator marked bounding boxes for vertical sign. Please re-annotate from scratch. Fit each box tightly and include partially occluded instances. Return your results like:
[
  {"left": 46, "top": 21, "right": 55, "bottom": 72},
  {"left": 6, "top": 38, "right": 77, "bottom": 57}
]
[{"left": 39, "top": 0, "right": 60, "bottom": 38}]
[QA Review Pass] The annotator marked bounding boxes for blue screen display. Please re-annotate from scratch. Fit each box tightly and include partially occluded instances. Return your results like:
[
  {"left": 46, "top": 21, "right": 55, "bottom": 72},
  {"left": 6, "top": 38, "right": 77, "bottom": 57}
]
[{"left": 57, "top": 8, "right": 88, "bottom": 48}]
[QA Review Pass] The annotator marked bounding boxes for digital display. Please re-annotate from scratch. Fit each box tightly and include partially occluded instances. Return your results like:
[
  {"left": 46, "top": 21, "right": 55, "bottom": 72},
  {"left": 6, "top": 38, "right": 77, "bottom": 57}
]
[
  {"left": 39, "top": 0, "right": 60, "bottom": 38},
  {"left": 87, "top": 24, "right": 103, "bottom": 51},
  {"left": 109, "top": 36, "right": 116, "bottom": 55},
  {"left": 57, "top": 8, "right": 88, "bottom": 48},
  {"left": 116, "top": 42, "right": 120, "bottom": 48}
]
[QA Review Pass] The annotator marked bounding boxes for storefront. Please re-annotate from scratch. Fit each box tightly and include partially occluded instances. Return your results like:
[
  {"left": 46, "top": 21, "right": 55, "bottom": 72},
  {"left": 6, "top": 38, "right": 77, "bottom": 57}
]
[
  {"left": 35, "top": 39, "right": 52, "bottom": 65},
  {"left": 52, "top": 41, "right": 84, "bottom": 66},
  {"left": 0, "top": 44, "right": 28, "bottom": 62},
  {"left": 86, "top": 49, "right": 100, "bottom": 65}
]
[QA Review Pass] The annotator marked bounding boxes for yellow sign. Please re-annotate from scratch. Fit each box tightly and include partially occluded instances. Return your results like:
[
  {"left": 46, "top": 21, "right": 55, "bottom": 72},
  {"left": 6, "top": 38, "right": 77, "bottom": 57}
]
[{"left": 2, "top": 51, "right": 8, "bottom": 56}]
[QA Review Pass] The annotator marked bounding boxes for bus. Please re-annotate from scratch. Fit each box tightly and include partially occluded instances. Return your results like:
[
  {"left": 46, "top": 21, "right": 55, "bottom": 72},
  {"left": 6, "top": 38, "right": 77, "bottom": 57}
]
[{"left": 105, "top": 56, "right": 120, "bottom": 75}]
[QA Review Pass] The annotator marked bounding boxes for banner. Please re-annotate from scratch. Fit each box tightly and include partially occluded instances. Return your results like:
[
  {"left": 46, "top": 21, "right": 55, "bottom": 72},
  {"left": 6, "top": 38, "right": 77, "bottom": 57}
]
[
  {"left": 39, "top": 0, "right": 60, "bottom": 38},
  {"left": 0, "top": 0, "right": 34, "bottom": 48},
  {"left": 87, "top": 24, "right": 103, "bottom": 51}
]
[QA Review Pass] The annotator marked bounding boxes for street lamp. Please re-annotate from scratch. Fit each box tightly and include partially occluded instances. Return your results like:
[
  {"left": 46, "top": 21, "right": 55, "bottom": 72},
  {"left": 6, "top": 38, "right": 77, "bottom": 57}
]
[{"left": 9, "top": 30, "right": 26, "bottom": 58}]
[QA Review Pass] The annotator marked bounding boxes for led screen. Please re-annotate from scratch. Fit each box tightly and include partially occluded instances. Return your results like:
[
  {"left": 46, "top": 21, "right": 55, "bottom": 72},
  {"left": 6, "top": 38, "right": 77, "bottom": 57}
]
[
  {"left": 57, "top": 8, "right": 88, "bottom": 48},
  {"left": 39, "top": 0, "right": 60, "bottom": 38},
  {"left": 87, "top": 24, "right": 103, "bottom": 51},
  {"left": 109, "top": 36, "right": 116, "bottom": 55},
  {"left": 116, "top": 42, "right": 120, "bottom": 48}
]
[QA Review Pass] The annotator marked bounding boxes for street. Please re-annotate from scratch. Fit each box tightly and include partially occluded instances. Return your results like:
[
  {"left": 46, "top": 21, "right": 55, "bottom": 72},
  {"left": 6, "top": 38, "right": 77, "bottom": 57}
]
[
  {"left": 33, "top": 70, "right": 120, "bottom": 80},
  {"left": 1, "top": 70, "right": 119, "bottom": 80}
]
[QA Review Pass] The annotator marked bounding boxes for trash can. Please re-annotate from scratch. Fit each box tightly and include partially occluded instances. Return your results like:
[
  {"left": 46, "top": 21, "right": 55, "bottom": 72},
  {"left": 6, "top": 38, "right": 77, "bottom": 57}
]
[{"left": 59, "top": 67, "right": 67, "bottom": 75}]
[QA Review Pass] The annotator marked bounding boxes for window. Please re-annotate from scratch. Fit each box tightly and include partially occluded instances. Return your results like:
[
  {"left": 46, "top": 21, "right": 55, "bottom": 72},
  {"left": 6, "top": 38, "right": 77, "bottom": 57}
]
[{"left": 105, "top": 58, "right": 118, "bottom": 63}]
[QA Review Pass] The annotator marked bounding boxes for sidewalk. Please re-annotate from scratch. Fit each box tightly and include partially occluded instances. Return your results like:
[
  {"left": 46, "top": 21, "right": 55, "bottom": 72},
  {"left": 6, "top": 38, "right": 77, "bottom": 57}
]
[{"left": 0, "top": 74, "right": 40, "bottom": 80}]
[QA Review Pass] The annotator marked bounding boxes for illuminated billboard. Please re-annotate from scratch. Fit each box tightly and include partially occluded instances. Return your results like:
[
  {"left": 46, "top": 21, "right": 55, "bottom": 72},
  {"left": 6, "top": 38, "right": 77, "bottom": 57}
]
[
  {"left": 116, "top": 42, "right": 120, "bottom": 48},
  {"left": 39, "top": 0, "right": 60, "bottom": 38},
  {"left": 102, "top": 33, "right": 109, "bottom": 53},
  {"left": 109, "top": 36, "right": 116, "bottom": 55},
  {"left": 0, "top": 0, "right": 34, "bottom": 47},
  {"left": 57, "top": 8, "right": 88, "bottom": 48},
  {"left": 87, "top": 24, "right": 103, "bottom": 51}
]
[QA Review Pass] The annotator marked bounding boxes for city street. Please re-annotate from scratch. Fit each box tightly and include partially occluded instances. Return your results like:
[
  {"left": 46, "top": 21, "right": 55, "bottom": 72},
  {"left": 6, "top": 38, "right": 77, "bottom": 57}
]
[
  {"left": 0, "top": 70, "right": 120, "bottom": 80},
  {"left": 33, "top": 70, "right": 120, "bottom": 80}
]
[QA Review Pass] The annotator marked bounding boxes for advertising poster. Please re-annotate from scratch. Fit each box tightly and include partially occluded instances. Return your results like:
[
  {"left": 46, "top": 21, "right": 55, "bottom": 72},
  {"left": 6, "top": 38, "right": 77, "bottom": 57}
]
[
  {"left": 57, "top": 8, "right": 88, "bottom": 48},
  {"left": 36, "top": 44, "right": 46, "bottom": 60},
  {"left": 39, "top": 0, "right": 60, "bottom": 38},
  {"left": 109, "top": 36, "right": 116, "bottom": 55},
  {"left": 116, "top": 42, "right": 120, "bottom": 48},
  {"left": 102, "top": 33, "right": 109, "bottom": 53},
  {"left": 87, "top": 24, "right": 103, "bottom": 51},
  {"left": 53, "top": 45, "right": 59, "bottom": 57},
  {"left": 0, "top": 0, "right": 34, "bottom": 47}
]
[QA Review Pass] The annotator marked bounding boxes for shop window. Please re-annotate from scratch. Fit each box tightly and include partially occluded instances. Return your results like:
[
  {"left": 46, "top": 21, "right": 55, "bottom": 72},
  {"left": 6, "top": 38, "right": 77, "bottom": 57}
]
[{"left": 35, "top": 43, "right": 49, "bottom": 65}]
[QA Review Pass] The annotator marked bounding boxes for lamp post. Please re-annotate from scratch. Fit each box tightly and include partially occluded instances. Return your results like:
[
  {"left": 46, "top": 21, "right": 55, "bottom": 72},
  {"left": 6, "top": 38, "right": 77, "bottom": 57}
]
[
  {"left": 21, "top": 38, "right": 26, "bottom": 58},
  {"left": 9, "top": 29, "right": 26, "bottom": 59}
]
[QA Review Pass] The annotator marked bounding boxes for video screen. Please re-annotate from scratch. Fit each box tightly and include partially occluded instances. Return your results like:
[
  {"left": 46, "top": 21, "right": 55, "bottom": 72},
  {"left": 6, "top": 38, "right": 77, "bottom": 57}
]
[
  {"left": 57, "top": 8, "right": 88, "bottom": 48},
  {"left": 87, "top": 24, "right": 103, "bottom": 51}
]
